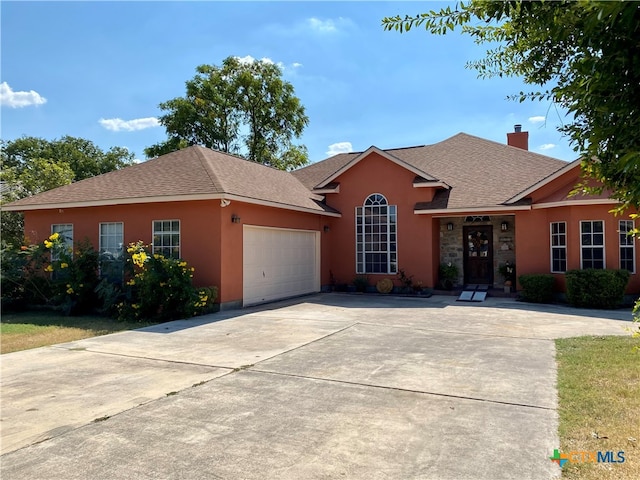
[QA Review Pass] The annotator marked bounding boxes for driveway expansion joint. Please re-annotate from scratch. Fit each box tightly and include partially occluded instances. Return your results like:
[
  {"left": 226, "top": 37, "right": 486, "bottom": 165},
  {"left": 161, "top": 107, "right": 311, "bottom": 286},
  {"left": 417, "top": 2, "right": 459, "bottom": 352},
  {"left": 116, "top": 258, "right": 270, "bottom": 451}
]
[
  {"left": 357, "top": 321, "right": 555, "bottom": 341},
  {"left": 248, "top": 368, "right": 557, "bottom": 412}
]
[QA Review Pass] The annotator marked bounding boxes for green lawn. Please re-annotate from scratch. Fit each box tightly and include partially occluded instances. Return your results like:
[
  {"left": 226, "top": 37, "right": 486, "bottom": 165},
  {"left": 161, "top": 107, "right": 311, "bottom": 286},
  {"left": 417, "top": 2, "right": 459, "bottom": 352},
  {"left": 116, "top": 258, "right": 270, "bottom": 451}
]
[
  {"left": 556, "top": 335, "right": 639, "bottom": 479},
  {"left": 1, "top": 311, "right": 157, "bottom": 354}
]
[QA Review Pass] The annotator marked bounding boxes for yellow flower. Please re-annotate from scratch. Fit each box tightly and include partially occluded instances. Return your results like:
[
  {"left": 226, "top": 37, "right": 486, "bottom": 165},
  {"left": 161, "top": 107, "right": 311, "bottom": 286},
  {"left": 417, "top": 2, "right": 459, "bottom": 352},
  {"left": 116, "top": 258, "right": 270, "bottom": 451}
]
[
  {"left": 126, "top": 279, "right": 136, "bottom": 286},
  {"left": 60, "top": 262, "right": 69, "bottom": 269},
  {"left": 79, "top": 284, "right": 84, "bottom": 288},
  {"left": 44, "top": 265, "right": 54, "bottom": 272},
  {"left": 190, "top": 267, "right": 195, "bottom": 272},
  {"left": 49, "top": 232, "right": 59, "bottom": 241},
  {"left": 66, "top": 287, "right": 74, "bottom": 295},
  {"left": 178, "top": 261, "right": 187, "bottom": 267},
  {"left": 159, "top": 282, "right": 167, "bottom": 287},
  {"left": 131, "top": 304, "right": 139, "bottom": 310},
  {"left": 132, "top": 251, "right": 148, "bottom": 268},
  {"left": 44, "top": 240, "right": 53, "bottom": 249}
]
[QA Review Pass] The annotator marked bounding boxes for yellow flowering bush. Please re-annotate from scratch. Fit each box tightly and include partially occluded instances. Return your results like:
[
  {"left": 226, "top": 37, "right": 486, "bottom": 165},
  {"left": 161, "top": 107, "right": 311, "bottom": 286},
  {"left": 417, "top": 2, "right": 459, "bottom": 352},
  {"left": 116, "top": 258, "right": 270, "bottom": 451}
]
[
  {"left": 115, "top": 242, "right": 217, "bottom": 322},
  {"left": 1, "top": 235, "right": 100, "bottom": 314}
]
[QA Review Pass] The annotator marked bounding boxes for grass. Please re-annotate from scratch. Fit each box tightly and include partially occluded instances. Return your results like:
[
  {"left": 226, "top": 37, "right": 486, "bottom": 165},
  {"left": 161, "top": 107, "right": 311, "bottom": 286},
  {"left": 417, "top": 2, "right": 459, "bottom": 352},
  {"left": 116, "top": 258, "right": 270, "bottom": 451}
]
[
  {"left": 556, "top": 335, "right": 640, "bottom": 479},
  {"left": 0, "top": 310, "right": 157, "bottom": 354}
]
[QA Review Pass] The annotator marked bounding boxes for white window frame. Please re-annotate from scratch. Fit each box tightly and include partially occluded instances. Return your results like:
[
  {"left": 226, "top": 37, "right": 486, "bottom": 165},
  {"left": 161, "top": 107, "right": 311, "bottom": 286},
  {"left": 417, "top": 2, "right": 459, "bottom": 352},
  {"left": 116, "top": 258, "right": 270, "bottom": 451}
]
[
  {"left": 99, "top": 222, "right": 124, "bottom": 280},
  {"left": 619, "top": 220, "right": 636, "bottom": 273},
  {"left": 51, "top": 224, "right": 73, "bottom": 261},
  {"left": 152, "top": 219, "right": 181, "bottom": 259},
  {"left": 355, "top": 193, "right": 398, "bottom": 274},
  {"left": 580, "top": 220, "right": 605, "bottom": 269},
  {"left": 550, "top": 221, "right": 567, "bottom": 273}
]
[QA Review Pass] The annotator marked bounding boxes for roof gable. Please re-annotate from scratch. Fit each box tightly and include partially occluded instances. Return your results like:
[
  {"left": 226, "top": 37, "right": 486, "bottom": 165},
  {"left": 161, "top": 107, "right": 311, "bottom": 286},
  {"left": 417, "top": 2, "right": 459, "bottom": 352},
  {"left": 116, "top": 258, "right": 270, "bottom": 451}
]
[
  {"left": 505, "top": 159, "right": 581, "bottom": 204},
  {"left": 313, "top": 146, "right": 449, "bottom": 190},
  {"left": 294, "top": 133, "right": 567, "bottom": 210}
]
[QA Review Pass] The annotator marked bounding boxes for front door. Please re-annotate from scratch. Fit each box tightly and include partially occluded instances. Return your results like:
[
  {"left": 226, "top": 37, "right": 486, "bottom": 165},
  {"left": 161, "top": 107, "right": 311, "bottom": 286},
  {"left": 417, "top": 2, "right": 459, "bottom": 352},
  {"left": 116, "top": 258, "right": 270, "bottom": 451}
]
[{"left": 463, "top": 225, "right": 493, "bottom": 285}]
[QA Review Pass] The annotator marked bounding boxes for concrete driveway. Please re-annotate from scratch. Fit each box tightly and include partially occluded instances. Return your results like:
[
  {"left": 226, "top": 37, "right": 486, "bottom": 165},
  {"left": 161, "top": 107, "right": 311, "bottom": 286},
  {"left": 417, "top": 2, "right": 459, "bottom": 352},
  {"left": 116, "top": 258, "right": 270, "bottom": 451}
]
[{"left": 1, "top": 294, "right": 632, "bottom": 479}]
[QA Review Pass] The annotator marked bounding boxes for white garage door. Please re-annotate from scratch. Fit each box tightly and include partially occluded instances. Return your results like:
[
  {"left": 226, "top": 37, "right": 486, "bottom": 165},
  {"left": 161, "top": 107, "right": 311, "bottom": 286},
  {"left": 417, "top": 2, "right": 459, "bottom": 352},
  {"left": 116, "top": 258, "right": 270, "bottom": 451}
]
[{"left": 243, "top": 226, "right": 320, "bottom": 306}]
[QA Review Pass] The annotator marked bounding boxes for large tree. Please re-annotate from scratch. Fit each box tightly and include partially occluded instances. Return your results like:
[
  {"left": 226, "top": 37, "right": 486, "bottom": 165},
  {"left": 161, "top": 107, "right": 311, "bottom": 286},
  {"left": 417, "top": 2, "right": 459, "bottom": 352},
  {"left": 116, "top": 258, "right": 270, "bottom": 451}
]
[
  {"left": 1, "top": 136, "right": 135, "bottom": 247},
  {"left": 146, "top": 56, "right": 310, "bottom": 171},
  {"left": 383, "top": 1, "right": 640, "bottom": 213},
  {"left": 2, "top": 136, "right": 135, "bottom": 182}
]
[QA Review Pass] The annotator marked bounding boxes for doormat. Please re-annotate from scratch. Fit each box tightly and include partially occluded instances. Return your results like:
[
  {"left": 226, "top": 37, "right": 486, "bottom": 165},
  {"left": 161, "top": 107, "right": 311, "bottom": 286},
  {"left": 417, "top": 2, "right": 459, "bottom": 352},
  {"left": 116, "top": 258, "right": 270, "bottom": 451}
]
[{"left": 457, "top": 284, "right": 488, "bottom": 302}]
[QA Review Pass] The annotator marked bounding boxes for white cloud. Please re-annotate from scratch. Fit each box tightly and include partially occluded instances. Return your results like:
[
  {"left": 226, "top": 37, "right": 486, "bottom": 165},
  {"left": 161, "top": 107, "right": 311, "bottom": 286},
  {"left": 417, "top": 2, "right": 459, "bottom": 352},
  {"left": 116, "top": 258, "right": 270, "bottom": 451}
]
[
  {"left": 292, "top": 62, "right": 303, "bottom": 69},
  {"left": 234, "top": 55, "right": 287, "bottom": 70},
  {"left": 307, "top": 17, "right": 352, "bottom": 34},
  {"left": 529, "top": 116, "right": 546, "bottom": 124},
  {"left": 326, "top": 142, "right": 353, "bottom": 156},
  {"left": 235, "top": 55, "right": 277, "bottom": 66},
  {"left": 99, "top": 117, "right": 160, "bottom": 132},
  {"left": 539, "top": 143, "right": 556, "bottom": 151},
  {"left": 0, "top": 82, "right": 47, "bottom": 108}
]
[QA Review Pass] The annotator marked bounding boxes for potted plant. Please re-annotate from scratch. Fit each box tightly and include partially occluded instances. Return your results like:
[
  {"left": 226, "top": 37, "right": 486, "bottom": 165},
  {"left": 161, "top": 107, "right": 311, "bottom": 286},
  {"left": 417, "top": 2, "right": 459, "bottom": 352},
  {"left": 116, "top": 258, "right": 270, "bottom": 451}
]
[
  {"left": 499, "top": 261, "right": 516, "bottom": 293},
  {"left": 438, "top": 262, "right": 458, "bottom": 290}
]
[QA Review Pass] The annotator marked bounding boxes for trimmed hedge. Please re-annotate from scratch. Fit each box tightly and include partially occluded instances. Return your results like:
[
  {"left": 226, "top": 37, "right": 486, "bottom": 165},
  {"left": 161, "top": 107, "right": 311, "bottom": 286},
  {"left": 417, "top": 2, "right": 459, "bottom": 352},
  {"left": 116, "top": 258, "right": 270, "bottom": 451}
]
[
  {"left": 518, "top": 274, "right": 555, "bottom": 303},
  {"left": 565, "top": 269, "right": 630, "bottom": 309}
]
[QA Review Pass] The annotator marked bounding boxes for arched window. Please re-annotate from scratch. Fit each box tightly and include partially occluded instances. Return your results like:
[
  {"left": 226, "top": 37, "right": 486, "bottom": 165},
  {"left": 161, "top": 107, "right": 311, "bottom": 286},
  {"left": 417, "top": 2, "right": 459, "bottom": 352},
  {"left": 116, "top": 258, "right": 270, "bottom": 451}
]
[{"left": 355, "top": 194, "right": 397, "bottom": 274}]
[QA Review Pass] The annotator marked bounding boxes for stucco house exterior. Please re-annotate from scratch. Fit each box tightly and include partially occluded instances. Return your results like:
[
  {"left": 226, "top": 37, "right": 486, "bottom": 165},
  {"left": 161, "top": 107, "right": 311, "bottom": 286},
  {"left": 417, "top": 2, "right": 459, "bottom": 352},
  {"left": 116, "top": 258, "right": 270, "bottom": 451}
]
[{"left": 4, "top": 126, "right": 638, "bottom": 309}]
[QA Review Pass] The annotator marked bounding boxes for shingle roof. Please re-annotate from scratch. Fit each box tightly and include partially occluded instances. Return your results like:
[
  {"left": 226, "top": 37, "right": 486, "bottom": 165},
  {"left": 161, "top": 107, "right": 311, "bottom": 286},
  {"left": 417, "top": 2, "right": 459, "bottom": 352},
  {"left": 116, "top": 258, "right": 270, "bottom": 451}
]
[
  {"left": 4, "top": 146, "right": 337, "bottom": 215},
  {"left": 5, "top": 133, "right": 570, "bottom": 214},
  {"left": 292, "top": 133, "right": 568, "bottom": 209}
]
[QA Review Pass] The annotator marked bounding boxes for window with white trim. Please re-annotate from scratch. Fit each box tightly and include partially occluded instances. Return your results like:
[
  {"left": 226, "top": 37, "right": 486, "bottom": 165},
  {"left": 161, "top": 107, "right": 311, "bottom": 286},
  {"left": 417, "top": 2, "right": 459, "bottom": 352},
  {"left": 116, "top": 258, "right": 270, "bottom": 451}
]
[
  {"left": 152, "top": 220, "right": 180, "bottom": 259},
  {"left": 580, "top": 220, "right": 605, "bottom": 269},
  {"left": 51, "top": 224, "right": 73, "bottom": 261},
  {"left": 99, "top": 222, "right": 124, "bottom": 281},
  {"left": 356, "top": 193, "right": 397, "bottom": 274},
  {"left": 619, "top": 220, "right": 635, "bottom": 273},
  {"left": 550, "top": 222, "right": 567, "bottom": 273}
]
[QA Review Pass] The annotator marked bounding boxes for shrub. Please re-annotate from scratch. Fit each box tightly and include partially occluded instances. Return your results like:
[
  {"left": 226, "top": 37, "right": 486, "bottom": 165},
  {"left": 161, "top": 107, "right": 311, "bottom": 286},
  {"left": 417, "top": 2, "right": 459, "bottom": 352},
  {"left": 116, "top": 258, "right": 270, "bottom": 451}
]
[
  {"left": 518, "top": 274, "right": 555, "bottom": 303},
  {"left": 565, "top": 269, "right": 630, "bottom": 309},
  {"left": 1, "top": 234, "right": 100, "bottom": 314},
  {"left": 116, "top": 241, "right": 217, "bottom": 322},
  {"left": 438, "top": 263, "right": 458, "bottom": 290},
  {"left": 352, "top": 274, "right": 369, "bottom": 293},
  {"left": 53, "top": 239, "right": 101, "bottom": 315}
]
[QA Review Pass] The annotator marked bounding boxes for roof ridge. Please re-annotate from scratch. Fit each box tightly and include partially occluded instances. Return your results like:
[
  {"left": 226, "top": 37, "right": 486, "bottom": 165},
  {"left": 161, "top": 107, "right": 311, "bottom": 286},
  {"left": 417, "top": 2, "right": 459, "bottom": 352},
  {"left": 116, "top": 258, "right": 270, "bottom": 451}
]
[
  {"left": 194, "top": 144, "right": 297, "bottom": 173},
  {"left": 449, "top": 132, "right": 572, "bottom": 163},
  {"left": 192, "top": 146, "right": 225, "bottom": 193}
]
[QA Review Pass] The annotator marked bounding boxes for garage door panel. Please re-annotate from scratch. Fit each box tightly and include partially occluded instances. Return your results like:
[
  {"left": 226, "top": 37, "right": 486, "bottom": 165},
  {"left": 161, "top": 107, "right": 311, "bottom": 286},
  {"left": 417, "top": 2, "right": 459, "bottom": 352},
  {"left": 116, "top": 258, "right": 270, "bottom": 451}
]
[{"left": 243, "top": 226, "right": 320, "bottom": 306}]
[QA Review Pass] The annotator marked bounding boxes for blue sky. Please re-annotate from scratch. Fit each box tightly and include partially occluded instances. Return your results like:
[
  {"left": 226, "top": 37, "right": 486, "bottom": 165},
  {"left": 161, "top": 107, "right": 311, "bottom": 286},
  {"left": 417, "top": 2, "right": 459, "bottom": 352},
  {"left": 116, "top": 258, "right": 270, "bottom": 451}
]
[{"left": 1, "top": 1, "right": 576, "bottom": 164}]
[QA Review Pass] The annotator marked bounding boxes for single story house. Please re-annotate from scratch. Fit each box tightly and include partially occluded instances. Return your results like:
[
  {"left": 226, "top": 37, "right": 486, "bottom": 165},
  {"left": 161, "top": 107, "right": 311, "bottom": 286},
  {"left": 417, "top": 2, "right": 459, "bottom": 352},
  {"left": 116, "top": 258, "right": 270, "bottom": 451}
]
[{"left": 4, "top": 126, "right": 638, "bottom": 309}]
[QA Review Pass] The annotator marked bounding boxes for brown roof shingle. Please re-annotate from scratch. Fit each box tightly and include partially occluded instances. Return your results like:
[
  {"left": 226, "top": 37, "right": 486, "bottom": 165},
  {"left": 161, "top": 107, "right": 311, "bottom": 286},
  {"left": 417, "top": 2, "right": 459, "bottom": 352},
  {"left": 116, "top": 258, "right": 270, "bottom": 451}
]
[
  {"left": 292, "top": 133, "right": 568, "bottom": 209},
  {"left": 5, "top": 133, "right": 569, "bottom": 214},
  {"left": 4, "top": 146, "right": 336, "bottom": 214}
]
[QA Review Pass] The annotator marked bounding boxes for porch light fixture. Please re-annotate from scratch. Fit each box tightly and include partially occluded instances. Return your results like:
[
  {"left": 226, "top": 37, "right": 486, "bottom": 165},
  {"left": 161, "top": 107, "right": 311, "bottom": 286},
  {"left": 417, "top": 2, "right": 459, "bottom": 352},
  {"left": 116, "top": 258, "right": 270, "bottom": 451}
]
[
  {"left": 501, "top": 221, "right": 509, "bottom": 231},
  {"left": 231, "top": 214, "right": 241, "bottom": 224},
  {"left": 323, "top": 225, "right": 330, "bottom": 233},
  {"left": 447, "top": 222, "right": 454, "bottom": 231}
]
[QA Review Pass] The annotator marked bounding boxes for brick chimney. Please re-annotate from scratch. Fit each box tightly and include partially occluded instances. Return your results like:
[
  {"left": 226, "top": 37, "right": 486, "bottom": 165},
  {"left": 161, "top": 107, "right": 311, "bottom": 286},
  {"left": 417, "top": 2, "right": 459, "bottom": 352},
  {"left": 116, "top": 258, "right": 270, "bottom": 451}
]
[{"left": 507, "top": 124, "right": 529, "bottom": 150}]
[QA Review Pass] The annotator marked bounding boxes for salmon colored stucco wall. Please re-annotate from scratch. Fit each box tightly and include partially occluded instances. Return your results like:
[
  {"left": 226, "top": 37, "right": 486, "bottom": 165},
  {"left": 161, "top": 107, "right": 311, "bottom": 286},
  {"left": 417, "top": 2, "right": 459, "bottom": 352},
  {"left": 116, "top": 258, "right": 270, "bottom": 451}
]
[
  {"left": 514, "top": 205, "right": 640, "bottom": 294},
  {"left": 217, "top": 202, "right": 330, "bottom": 304},
  {"left": 322, "top": 152, "right": 440, "bottom": 288},
  {"left": 23, "top": 200, "right": 223, "bottom": 292},
  {"left": 23, "top": 200, "right": 331, "bottom": 306},
  {"left": 529, "top": 164, "right": 613, "bottom": 204}
]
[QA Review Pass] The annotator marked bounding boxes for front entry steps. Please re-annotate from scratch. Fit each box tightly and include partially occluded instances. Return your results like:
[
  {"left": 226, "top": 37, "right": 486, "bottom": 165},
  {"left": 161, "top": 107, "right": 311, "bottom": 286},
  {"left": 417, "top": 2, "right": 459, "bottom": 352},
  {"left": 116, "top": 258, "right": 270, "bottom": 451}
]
[{"left": 457, "top": 284, "right": 489, "bottom": 302}]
